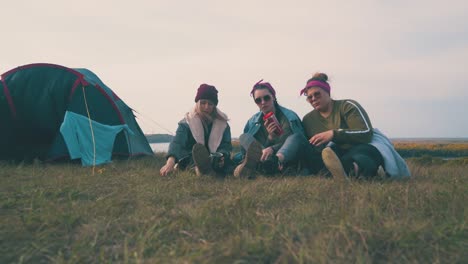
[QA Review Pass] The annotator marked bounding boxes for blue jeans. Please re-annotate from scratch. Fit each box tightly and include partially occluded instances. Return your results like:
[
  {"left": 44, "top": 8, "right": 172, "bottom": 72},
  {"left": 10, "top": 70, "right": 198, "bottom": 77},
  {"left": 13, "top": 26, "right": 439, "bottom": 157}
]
[{"left": 238, "top": 133, "right": 304, "bottom": 164}]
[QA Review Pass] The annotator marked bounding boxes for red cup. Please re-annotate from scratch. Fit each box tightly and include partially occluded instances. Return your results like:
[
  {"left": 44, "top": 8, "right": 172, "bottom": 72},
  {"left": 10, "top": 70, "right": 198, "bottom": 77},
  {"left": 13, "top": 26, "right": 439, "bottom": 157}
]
[{"left": 263, "top": 112, "right": 284, "bottom": 136}]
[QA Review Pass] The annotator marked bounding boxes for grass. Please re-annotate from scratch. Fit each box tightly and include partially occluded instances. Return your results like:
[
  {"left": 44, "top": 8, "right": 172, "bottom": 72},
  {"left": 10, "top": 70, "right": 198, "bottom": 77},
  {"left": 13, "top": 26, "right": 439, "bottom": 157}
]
[
  {"left": 1, "top": 155, "right": 467, "bottom": 263},
  {"left": 393, "top": 141, "right": 468, "bottom": 158}
]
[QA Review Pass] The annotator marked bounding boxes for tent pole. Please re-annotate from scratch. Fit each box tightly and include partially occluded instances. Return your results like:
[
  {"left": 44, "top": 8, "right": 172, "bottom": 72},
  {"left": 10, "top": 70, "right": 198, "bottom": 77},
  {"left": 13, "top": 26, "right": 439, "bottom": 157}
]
[{"left": 82, "top": 86, "right": 96, "bottom": 175}]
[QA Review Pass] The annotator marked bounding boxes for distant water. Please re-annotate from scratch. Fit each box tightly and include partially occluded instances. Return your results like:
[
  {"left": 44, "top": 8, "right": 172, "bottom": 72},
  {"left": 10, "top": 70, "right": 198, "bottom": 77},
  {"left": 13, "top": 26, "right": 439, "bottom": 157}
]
[{"left": 150, "top": 142, "right": 170, "bottom": 153}]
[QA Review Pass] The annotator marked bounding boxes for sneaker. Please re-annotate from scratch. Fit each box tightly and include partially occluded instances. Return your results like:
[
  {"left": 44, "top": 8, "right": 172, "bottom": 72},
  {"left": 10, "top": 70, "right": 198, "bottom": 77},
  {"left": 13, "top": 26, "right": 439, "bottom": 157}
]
[
  {"left": 233, "top": 140, "right": 262, "bottom": 178},
  {"left": 192, "top": 143, "right": 213, "bottom": 176},
  {"left": 322, "top": 147, "right": 347, "bottom": 180}
]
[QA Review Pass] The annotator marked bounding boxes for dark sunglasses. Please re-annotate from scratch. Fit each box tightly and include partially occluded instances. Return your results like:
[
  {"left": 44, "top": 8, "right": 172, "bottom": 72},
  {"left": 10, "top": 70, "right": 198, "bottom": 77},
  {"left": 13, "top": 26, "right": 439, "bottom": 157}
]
[
  {"left": 254, "top": 95, "right": 272, "bottom": 104},
  {"left": 306, "top": 91, "right": 322, "bottom": 101}
]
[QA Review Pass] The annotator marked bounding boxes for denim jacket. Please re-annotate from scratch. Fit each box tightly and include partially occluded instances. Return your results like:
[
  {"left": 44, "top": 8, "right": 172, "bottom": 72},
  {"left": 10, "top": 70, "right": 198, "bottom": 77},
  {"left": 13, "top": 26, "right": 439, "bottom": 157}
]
[
  {"left": 234, "top": 105, "right": 304, "bottom": 163},
  {"left": 242, "top": 105, "right": 304, "bottom": 137}
]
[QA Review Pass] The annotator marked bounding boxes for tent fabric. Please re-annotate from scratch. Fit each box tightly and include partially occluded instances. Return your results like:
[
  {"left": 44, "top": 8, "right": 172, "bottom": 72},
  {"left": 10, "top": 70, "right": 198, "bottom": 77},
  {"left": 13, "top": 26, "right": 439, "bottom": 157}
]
[
  {"left": 60, "top": 111, "right": 135, "bottom": 166},
  {"left": 0, "top": 63, "right": 153, "bottom": 163}
]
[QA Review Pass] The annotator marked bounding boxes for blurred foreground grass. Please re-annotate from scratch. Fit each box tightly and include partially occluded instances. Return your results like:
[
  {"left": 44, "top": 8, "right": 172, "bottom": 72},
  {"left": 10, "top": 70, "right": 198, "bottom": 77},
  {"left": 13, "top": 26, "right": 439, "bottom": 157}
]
[{"left": 0, "top": 155, "right": 466, "bottom": 263}]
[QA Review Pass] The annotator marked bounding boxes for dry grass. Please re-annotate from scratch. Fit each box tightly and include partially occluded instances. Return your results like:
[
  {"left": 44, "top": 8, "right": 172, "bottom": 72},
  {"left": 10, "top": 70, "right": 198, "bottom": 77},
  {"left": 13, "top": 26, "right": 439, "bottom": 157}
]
[
  {"left": 394, "top": 141, "right": 468, "bottom": 158},
  {"left": 0, "top": 156, "right": 467, "bottom": 263}
]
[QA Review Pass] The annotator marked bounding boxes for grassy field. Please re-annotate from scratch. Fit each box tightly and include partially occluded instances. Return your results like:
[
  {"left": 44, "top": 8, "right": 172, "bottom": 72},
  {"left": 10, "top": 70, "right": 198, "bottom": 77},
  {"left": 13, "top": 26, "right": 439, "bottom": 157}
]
[
  {"left": 1, "top": 154, "right": 467, "bottom": 263},
  {"left": 393, "top": 141, "right": 468, "bottom": 159}
]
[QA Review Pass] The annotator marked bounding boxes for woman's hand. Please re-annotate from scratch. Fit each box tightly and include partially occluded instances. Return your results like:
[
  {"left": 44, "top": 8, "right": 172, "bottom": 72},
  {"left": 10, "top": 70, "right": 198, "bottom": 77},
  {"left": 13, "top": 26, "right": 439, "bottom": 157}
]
[
  {"left": 264, "top": 119, "right": 279, "bottom": 140},
  {"left": 309, "top": 130, "right": 334, "bottom": 146},
  {"left": 160, "top": 157, "right": 176, "bottom": 176},
  {"left": 260, "top": 146, "right": 274, "bottom": 162}
]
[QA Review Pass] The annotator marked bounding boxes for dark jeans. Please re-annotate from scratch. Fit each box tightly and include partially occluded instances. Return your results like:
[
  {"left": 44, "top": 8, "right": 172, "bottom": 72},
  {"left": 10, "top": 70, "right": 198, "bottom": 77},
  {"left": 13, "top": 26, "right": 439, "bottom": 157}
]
[
  {"left": 300, "top": 136, "right": 384, "bottom": 177},
  {"left": 299, "top": 137, "right": 325, "bottom": 174},
  {"left": 331, "top": 144, "right": 383, "bottom": 177},
  {"left": 178, "top": 154, "right": 234, "bottom": 176}
]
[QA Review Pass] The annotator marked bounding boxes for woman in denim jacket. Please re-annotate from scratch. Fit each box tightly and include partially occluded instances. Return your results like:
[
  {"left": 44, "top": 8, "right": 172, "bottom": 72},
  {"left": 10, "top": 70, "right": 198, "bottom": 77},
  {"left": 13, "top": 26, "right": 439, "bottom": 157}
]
[{"left": 233, "top": 80, "right": 305, "bottom": 178}]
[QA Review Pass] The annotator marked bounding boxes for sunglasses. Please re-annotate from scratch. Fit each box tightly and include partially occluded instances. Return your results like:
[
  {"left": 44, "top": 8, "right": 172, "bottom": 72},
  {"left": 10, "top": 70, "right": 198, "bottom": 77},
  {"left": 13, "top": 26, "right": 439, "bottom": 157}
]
[
  {"left": 254, "top": 95, "right": 272, "bottom": 104},
  {"left": 306, "top": 91, "right": 322, "bottom": 101}
]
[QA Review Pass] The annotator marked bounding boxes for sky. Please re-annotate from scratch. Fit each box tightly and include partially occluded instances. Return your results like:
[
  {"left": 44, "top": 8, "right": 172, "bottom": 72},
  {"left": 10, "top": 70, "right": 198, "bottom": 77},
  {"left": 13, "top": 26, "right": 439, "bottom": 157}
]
[{"left": 1, "top": 0, "right": 467, "bottom": 138}]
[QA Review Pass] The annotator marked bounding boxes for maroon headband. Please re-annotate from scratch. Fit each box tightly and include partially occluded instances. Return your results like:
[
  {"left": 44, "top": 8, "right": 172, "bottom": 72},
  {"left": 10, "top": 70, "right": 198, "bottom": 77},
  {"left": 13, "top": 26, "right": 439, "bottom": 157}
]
[
  {"left": 299, "top": 80, "right": 330, "bottom": 96},
  {"left": 250, "top": 79, "right": 276, "bottom": 98}
]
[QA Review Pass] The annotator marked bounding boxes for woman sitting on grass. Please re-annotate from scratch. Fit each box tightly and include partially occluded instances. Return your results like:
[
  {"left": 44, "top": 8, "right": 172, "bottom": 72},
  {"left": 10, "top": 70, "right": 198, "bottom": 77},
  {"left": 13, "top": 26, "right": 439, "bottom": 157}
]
[
  {"left": 160, "top": 84, "right": 233, "bottom": 177},
  {"left": 233, "top": 80, "right": 305, "bottom": 178},
  {"left": 299, "top": 72, "right": 410, "bottom": 179}
]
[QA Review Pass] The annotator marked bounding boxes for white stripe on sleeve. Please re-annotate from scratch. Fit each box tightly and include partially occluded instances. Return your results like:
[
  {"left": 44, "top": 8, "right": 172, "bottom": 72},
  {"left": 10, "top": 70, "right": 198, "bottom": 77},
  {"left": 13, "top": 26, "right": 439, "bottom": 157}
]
[{"left": 342, "top": 101, "right": 370, "bottom": 134}]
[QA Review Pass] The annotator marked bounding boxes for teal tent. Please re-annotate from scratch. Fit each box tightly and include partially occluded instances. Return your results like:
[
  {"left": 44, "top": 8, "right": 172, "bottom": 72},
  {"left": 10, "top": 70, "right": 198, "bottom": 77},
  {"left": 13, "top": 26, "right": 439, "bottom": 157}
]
[{"left": 0, "top": 63, "right": 153, "bottom": 165}]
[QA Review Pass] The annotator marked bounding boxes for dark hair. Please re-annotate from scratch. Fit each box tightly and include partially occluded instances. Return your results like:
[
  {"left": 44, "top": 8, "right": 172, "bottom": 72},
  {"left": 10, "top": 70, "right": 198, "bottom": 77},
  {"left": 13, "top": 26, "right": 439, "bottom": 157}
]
[
  {"left": 252, "top": 84, "right": 274, "bottom": 96},
  {"left": 252, "top": 87, "right": 280, "bottom": 107},
  {"left": 250, "top": 80, "right": 277, "bottom": 99},
  {"left": 307, "top": 72, "right": 329, "bottom": 84}
]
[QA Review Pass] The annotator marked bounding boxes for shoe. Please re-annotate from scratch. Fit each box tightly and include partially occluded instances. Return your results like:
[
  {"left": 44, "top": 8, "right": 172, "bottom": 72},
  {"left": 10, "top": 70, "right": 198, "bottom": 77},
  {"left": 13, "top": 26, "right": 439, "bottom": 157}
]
[
  {"left": 279, "top": 162, "right": 299, "bottom": 176},
  {"left": 322, "top": 147, "right": 347, "bottom": 180},
  {"left": 192, "top": 143, "right": 213, "bottom": 176},
  {"left": 261, "top": 155, "right": 280, "bottom": 175},
  {"left": 233, "top": 140, "right": 262, "bottom": 178}
]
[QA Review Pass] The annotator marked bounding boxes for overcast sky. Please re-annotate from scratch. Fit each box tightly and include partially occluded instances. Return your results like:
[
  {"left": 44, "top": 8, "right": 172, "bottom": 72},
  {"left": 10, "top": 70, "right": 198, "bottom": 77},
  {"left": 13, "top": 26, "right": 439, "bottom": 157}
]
[{"left": 2, "top": 0, "right": 467, "bottom": 138}]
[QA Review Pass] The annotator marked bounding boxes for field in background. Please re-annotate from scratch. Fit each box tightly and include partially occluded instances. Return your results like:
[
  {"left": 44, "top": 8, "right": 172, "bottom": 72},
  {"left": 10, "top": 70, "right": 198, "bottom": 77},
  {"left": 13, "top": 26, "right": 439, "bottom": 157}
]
[
  {"left": 1, "top": 141, "right": 467, "bottom": 263},
  {"left": 393, "top": 140, "right": 468, "bottom": 158}
]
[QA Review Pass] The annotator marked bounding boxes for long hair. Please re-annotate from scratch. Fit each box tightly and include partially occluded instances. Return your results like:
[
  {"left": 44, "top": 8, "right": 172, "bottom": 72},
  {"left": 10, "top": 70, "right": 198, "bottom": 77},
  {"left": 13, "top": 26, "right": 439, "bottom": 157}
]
[{"left": 194, "top": 101, "right": 228, "bottom": 127}]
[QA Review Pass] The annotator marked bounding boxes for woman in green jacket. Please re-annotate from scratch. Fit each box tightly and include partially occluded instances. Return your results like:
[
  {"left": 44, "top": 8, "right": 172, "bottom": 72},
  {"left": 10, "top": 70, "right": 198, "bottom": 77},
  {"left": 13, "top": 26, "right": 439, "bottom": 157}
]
[{"left": 300, "top": 72, "right": 410, "bottom": 179}]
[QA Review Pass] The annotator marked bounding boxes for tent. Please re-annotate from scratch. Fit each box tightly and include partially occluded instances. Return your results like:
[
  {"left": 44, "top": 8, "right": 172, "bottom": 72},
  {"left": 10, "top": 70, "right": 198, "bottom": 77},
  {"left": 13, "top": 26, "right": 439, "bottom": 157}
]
[{"left": 0, "top": 63, "right": 153, "bottom": 165}]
